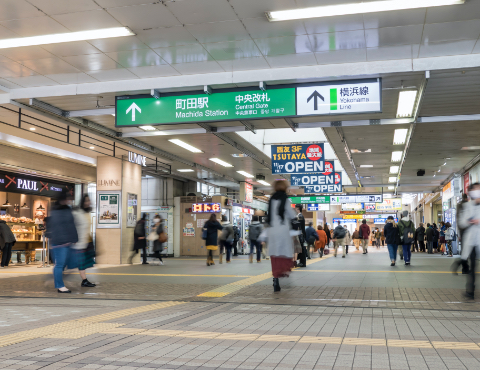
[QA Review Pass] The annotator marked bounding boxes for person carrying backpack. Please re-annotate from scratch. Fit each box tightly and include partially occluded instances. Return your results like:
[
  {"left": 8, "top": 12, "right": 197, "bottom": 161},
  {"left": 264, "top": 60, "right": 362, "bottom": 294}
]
[
  {"left": 333, "top": 221, "right": 347, "bottom": 258},
  {"left": 305, "top": 222, "right": 319, "bottom": 258},
  {"left": 397, "top": 211, "right": 414, "bottom": 266},
  {"left": 248, "top": 215, "right": 264, "bottom": 263},
  {"left": 359, "top": 219, "right": 370, "bottom": 254},
  {"left": 219, "top": 215, "right": 234, "bottom": 264},
  {"left": 444, "top": 222, "right": 455, "bottom": 257}
]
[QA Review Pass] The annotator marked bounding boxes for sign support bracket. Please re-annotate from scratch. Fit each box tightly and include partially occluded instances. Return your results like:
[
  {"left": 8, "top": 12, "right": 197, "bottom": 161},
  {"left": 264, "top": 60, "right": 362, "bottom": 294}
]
[{"left": 239, "top": 120, "right": 256, "bottom": 133}]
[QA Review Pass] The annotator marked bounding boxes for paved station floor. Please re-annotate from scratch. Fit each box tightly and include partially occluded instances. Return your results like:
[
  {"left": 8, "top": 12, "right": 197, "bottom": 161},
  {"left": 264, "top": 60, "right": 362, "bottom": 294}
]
[{"left": 1, "top": 247, "right": 480, "bottom": 370}]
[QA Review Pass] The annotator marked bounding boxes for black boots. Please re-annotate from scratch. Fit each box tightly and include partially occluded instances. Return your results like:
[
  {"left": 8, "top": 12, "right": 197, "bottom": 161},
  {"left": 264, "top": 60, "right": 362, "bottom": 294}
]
[
  {"left": 273, "top": 278, "right": 281, "bottom": 292},
  {"left": 81, "top": 279, "right": 96, "bottom": 287}
]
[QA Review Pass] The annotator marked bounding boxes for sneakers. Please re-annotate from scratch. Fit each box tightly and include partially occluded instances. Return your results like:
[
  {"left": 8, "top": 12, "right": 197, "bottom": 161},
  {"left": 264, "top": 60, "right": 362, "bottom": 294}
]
[
  {"left": 391, "top": 262, "right": 395, "bottom": 266},
  {"left": 158, "top": 261, "right": 164, "bottom": 265},
  {"left": 342, "top": 255, "right": 345, "bottom": 258}
]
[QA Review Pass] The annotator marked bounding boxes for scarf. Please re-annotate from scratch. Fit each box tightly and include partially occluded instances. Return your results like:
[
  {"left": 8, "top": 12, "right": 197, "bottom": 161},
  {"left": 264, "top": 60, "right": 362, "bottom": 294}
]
[{"left": 267, "top": 191, "right": 288, "bottom": 225}]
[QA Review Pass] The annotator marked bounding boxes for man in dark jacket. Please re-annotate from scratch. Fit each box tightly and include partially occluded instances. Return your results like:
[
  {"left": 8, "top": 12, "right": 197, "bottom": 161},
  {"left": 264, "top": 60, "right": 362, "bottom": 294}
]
[
  {"left": 0, "top": 220, "right": 16, "bottom": 268},
  {"left": 232, "top": 225, "right": 240, "bottom": 256},
  {"left": 333, "top": 222, "right": 347, "bottom": 258},
  {"left": 294, "top": 205, "right": 308, "bottom": 266},
  {"left": 305, "top": 222, "right": 319, "bottom": 257},
  {"left": 384, "top": 216, "right": 399, "bottom": 266},
  {"left": 416, "top": 223, "right": 426, "bottom": 252},
  {"left": 360, "top": 219, "right": 370, "bottom": 254},
  {"left": 425, "top": 223, "right": 434, "bottom": 254}
]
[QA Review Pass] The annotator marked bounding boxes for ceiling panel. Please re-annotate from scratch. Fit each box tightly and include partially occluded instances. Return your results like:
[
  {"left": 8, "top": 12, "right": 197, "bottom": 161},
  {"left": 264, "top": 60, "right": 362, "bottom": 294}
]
[
  {"left": 315, "top": 48, "right": 367, "bottom": 65},
  {"left": 229, "top": 0, "right": 296, "bottom": 19},
  {"left": 28, "top": 0, "right": 101, "bottom": 15},
  {"left": 172, "top": 61, "right": 225, "bottom": 75},
  {"left": 186, "top": 21, "right": 251, "bottom": 44},
  {"left": 45, "top": 72, "right": 98, "bottom": 84},
  {"left": 0, "top": 61, "right": 37, "bottom": 78},
  {"left": 154, "top": 44, "right": 213, "bottom": 64},
  {"left": 0, "top": 0, "right": 44, "bottom": 22},
  {"left": 203, "top": 40, "right": 262, "bottom": 61},
  {"left": 85, "top": 68, "right": 139, "bottom": 82},
  {"left": 365, "top": 25, "right": 423, "bottom": 48},
  {"left": 254, "top": 35, "right": 313, "bottom": 56},
  {"left": 3, "top": 75, "right": 58, "bottom": 87},
  {"left": 242, "top": 17, "right": 307, "bottom": 39},
  {"left": 127, "top": 65, "right": 181, "bottom": 78},
  {"left": 87, "top": 36, "right": 149, "bottom": 53},
  {"left": 1, "top": 16, "right": 68, "bottom": 37},
  {"left": 52, "top": 10, "right": 123, "bottom": 31},
  {"left": 422, "top": 20, "right": 480, "bottom": 44},
  {"left": 41, "top": 41, "right": 102, "bottom": 57},
  {"left": 308, "top": 30, "right": 366, "bottom": 52},
  {"left": 217, "top": 57, "right": 270, "bottom": 72},
  {"left": 0, "top": 46, "right": 54, "bottom": 62},
  {"left": 363, "top": 9, "right": 426, "bottom": 29},
  {"left": 135, "top": 27, "right": 199, "bottom": 49},
  {"left": 166, "top": 0, "right": 239, "bottom": 24},
  {"left": 106, "top": 49, "right": 166, "bottom": 68},
  {"left": 418, "top": 40, "right": 476, "bottom": 59},
  {"left": 21, "top": 57, "right": 81, "bottom": 74},
  {"left": 106, "top": 3, "right": 181, "bottom": 30},
  {"left": 265, "top": 53, "right": 317, "bottom": 68},
  {"left": 61, "top": 54, "right": 121, "bottom": 71}
]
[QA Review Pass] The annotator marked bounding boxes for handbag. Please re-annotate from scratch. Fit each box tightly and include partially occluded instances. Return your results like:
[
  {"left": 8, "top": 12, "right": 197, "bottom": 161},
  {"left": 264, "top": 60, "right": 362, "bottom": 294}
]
[
  {"left": 158, "top": 232, "right": 167, "bottom": 243},
  {"left": 201, "top": 228, "right": 208, "bottom": 240}
]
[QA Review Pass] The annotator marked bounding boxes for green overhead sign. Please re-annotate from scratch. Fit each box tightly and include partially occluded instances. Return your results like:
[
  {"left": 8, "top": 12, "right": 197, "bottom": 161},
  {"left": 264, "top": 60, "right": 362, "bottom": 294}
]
[
  {"left": 116, "top": 88, "right": 296, "bottom": 127},
  {"left": 289, "top": 196, "right": 330, "bottom": 204}
]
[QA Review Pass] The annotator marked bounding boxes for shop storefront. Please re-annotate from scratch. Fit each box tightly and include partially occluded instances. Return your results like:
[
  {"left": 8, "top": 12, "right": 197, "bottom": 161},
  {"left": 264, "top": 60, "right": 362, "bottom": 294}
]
[{"left": 0, "top": 170, "right": 75, "bottom": 265}]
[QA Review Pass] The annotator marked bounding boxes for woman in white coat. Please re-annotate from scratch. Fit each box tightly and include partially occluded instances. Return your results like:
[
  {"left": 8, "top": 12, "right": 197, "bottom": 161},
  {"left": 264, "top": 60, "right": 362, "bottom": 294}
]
[{"left": 266, "top": 180, "right": 297, "bottom": 293}]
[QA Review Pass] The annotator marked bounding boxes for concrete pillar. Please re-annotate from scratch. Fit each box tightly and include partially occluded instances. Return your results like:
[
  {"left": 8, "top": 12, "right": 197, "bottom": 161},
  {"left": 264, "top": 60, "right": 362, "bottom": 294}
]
[{"left": 95, "top": 156, "right": 142, "bottom": 264}]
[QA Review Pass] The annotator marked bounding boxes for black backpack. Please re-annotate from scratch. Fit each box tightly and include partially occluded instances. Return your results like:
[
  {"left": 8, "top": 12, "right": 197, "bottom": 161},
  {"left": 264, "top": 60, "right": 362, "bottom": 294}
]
[
  {"left": 401, "top": 220, "right": 415, "bottom": 244},
  {"left": 336, "top": 227, "right": 346, "bottom": 239}
]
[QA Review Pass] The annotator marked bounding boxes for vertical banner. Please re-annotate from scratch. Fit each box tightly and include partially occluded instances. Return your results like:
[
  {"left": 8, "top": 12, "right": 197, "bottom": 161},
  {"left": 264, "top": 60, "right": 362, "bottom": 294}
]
[
  {"left": 271, "top": 143, "right": 325, "bottom": 174},
  {"left": 245, "top": 182, "right": 253, "bottom": 203}
]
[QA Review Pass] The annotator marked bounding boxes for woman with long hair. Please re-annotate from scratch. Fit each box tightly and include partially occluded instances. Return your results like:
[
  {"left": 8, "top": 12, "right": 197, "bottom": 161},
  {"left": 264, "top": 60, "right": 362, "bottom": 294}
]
[
  {"left": 384, "top": 216, "right": 400, "bottom": 266},
  {"left": 266, "top": 180, "right": 296, "bottom": 293},
  {"left": 152, "top": 215, "right": 165, "bottom": 265},
  {"left": 324, "top": 224, "right": 332, "bottom": 250},
  {"left": 204, "top": 213, "right": 222, "bottom": 266},
  {"left": 315, "top": 225, "right": 328, "bottom": 258}
]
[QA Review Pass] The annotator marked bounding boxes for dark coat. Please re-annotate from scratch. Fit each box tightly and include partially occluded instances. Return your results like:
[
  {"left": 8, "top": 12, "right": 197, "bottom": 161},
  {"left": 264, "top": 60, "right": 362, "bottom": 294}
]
[
  {"left": 416, "top": 226, "right": 426, "bottom": 241},
  {"left": 360, "top": 223, "right": 370, "bottom": 239},
  {"left": 0, "top": 220, "right": 16, "bottom": 249},
  {"left": 134, "top": 220, "right": 146, "bottom": 251},
  {"left": 426, "top": 226, "right": 434, "bottom": 242},
  {"left": 153, "top": 223, "right": 164, "bottom": 252},
  {"left": 204, "top": 220, "right": 222, "bottom": 246},
  {"left": 384, "top": 222, "right": 399, "bottom": 245},
  {"left": 305, "top": 226, "right": 318, "bottom": 244},
  {"left": 45, "top": 204, "right": 78, "bottom": 246}
]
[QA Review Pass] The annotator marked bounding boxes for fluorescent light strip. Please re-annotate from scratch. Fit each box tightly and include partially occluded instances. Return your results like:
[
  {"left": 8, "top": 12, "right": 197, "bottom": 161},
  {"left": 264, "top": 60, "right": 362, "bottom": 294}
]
[
  {"left": 390, "top": 166, "right": 399, "bottom": 174},
  {"left": 388, "top": 186, "right": 395, "bottom": 190},
  {"left": 139, "top": 126, "right": 156, "bottom": 131},
  {"left": 210, "top": 158, "right": 233, "bottom": 167},
  {"left": 0, "top": 27, "right": 134, "bottom": 49},
  {"left": 391, "top": 151, "right": 403, "bottom": 162},
  {"left": 257, "top": 180, "right": 271, "bottom": 186},
  {"left": 169, "top": 139, "right": 203, "bottom": 153},
  {"left": 397, "top": 90, "right": 418, "bottom": 118},
  {"left": 177, "top": 169, "right": 194, "bottom": 172},
  {"left": 360, "top": 165, "right": 373, "bottom": 168},
  {"left": 393, "top": 129, "right": 408, "bottom": 145},
  {"left": 237, "top": 171, "right": 254, "bottom": 178},
  {"left": 266, "top": 0, "right": 464, "bottom": 21},
  {"left": 388, "top": 177, "right": 397, "bottom": 183}
]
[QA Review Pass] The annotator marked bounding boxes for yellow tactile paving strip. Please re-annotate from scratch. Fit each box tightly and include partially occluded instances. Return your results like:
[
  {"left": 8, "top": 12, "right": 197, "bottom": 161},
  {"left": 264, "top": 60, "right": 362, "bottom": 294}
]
[
  {"left": 297, "top": 270, "right": 478, "bottom": 274},
  {"left": 197, "top": 255, "right": 332, "bottom": 297},
  {"left": 0, "top": 301, "right": 185, "bottom": 347},
  {"left": 98, "top": 327, "right": 480, "bottom": 350},
  {"left": 0, "top": 271, "right": 253, "bottom": 277}
]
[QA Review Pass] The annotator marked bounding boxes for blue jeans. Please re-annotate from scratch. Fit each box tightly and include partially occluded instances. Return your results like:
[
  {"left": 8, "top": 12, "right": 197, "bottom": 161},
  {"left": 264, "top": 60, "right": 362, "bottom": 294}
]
[
  {"left": 402, "top": 244, "right": 412, "bottom": 263},
  {"left": 223, "top": 240, "right": 233, "bottom": 262},
  {"left": 387, "top": 244, "right": 398, "bottom": 261},
  {"left": 52, "top": 246, "right": 76, "bottom": 289},
  {"left": 250, "top": 240, "right": 262, "bottom": 261}
]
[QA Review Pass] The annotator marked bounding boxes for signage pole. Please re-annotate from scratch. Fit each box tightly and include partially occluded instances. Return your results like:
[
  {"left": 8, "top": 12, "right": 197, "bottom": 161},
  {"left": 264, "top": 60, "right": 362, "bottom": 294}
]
[{"left": 38, "top": 232, "right": 49, "bottom": 268}]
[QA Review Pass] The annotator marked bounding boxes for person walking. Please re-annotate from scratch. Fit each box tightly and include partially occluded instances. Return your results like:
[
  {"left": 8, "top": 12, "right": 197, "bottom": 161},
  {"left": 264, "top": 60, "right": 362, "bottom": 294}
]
[
  {"left": 232, "top": 225, "right": 240, "bottom": 256},
  {"left": 0, "top": 218, "right": 16, "bottom": 268},
  {"left": 333, "top": 222, "right": 347, "bottom": 258},
  {"left": 293, "top": 205, "right": 308, "bottom": 265},
  {"left": 398, "top": 211, "right": 415, "bottom": 266},
  {"left": 384, "top": 216, "right": 400, "bottom": 266},
  {"left": 375, "top": 228, "right": 381, "bottom": 249},
  {"left": 45, "top": 189, "right": 78, "bottom": 293},
  {"left": 152, "top": 215, "right": 166, "bottom": 265},
  {"left": 371, "top": 229, "right": 376, "bottom": 248},
  {"left": 72, "top": 195, "right": 96, "bottom": 287},
  {"left": 267, "top": 180, "right": 296, "bottom": 292},
  {"left": 344, "top": 226, "right": 351, "bottom": 254},
  {"left": 439, "top": 221, "right": 446, "bottom": 254},
  {"left": 248, "top": 215, "right": 263, "bottom": 263},
  {"left": 380, "top": 228, "right": 385, "bottom": 247},
  {"left": 315, "top": 225, "right": 328, "bottom": 258},
  {"left": 426, "top": 223, "right": 434, "bottom": 254},
  {"left": 129, "top": 214, "right": 148, "bottom": 264},
  {"left": 416, "top": 223, "right": 426, "bottom": 252},
  {"left": 219, "top": 215, "right": 234, "bottom": 263},
  {"left": 352, "top": 228, "right": 360, "bottom": 250},
  {"left": 324, "top": 224, "right": 332, "bottom": 251},
  {"left": 305, "top": 222, "right": 318, "bottom": 258},
  {"left": 433, "top": 223, "right": 440, "bottom": 253},
  {"left": 455, "top": 193, "right": 470, "bottom": 274},
  {"left": 204, "top": 214, "right": 223, "bottom": 266},
  {"left": 444, "top": 222, "right": 455, "bottom": 257},
  {"left": 360, "top": 219, "right": 370, "bottom": 254}
]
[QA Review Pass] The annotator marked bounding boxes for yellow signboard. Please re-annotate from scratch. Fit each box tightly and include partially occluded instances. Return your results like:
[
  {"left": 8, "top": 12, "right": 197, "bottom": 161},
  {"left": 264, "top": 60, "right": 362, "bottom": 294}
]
[{"left": 343, "top": 215, "right": 364, "bottom": 219}]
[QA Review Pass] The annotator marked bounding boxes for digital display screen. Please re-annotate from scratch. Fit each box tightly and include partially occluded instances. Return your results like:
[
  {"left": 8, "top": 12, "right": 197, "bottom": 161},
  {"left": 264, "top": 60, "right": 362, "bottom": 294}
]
[{"left": 192, "top": 203, "right": 221, "bottom": 213}]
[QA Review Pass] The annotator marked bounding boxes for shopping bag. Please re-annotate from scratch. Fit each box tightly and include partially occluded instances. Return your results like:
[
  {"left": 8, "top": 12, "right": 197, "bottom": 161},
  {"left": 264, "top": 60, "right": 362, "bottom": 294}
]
[
  {"left": 324, "top": 248, "right": 330, "bottom": 255},
  {"left": 147, "top": 231, "right": 158, "bottom": 242}
]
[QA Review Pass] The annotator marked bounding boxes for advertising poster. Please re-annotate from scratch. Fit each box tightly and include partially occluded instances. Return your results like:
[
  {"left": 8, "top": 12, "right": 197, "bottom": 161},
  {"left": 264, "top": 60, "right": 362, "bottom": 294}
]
[
  {"left": 97, "top": 191, "right": 121, "bottom": 228},
  {"left": 271, "top": 143, "right": 325, "bottom": 174},
  {"left": 183, "top": 227, "right": 195, "bottom": 237},
  {"left": 127, "top": 193, "right": 138, "bottom": 228},
  {"left": 375, "top": 199, "right": 402, "bottom": 211},
  {"left": 245, "top": 182, "right": 253, "bottom": 202}
]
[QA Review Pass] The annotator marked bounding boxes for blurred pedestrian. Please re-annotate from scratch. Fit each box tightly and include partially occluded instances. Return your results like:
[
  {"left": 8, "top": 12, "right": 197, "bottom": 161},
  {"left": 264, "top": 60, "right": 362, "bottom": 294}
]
[
  {"left": 72, "top": 194, "right": 96, "bottom": 287},
  {"left": 324, "top": 224, "right": 332, "bottom": 251},
  {"left": 352, "top": 228, "right": 360, "bottom": 250},
  {"left": 433, "top": 223, "right": 439, "bottom": 253},
  {"left": 45, "top": 189, "right": 78, "bottom": 293},
  {"left": 248, "top": 215, "right": 263, "bottom": 263},
  {"left": 380, "top": 228, "right": 385, "bottom": 247},
  {"left": 232, "top": 225, "right": 240, "bottom": 256},
  {"left": 204, "top": 214, "right": 222, "bottom": 266},
  {"left": 439, "top": 221, "right": 446, "bottom": 254},
  {"left": 267, "top": 180, "right": 296, "bottom": 293},
  {"left": 152, "top": 215, "right": 165, "bottom": 265},
  {"left": 360, "top": 219, "right": 370, "bottom": 254},
  {"left": 333, "top": 221, "right": 347, "bottom": 258},
  {"left": 315, "top": 225, "right": 328, "bottom": 258},
  {"left": 416, "top": 222, "right": 426, "bottom": 252},
  {"left": 384, "top": 216, "right": 399, "bottom": 266},
  {"left": 398, "top": 211, "right": 415, "bottom": 266},
  {"left": 426, "top": 223, "right": 434, "bottom": 254},
  {"left": 375, "top": 228, "right": 381, "bottom": 249},
  {"left": 0, "top": 218, "right": 16, "bottom": 268},
  {"left": 305, "top": 222, "right": 318, "bottom": 258},
  {"left": 344, "top": 226, "right": 351, "bottom": 254},
  {"left": 445, "top": 222, "right": 454, "bottom": 257},
  {"left": 293, "top": 205, "right": 307, "bottom": 266},
  {"left": 219, "top": 215, "right": 234, "bottom": 263},
  {"left": 129, "top": 213, "right": 148, "bottom": 264}
]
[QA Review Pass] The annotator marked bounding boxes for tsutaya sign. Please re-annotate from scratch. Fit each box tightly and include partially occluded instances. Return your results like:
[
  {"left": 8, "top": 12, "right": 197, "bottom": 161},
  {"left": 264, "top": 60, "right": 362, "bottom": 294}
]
[
  {"left": 128, "top": 151, "right": 146, "bottom": 167},
  {"left": 272, "top": 144, "right": 325, "bottom": 174},
  {"left": 115, "top": 79, "right": 381, "bottom": 127}
]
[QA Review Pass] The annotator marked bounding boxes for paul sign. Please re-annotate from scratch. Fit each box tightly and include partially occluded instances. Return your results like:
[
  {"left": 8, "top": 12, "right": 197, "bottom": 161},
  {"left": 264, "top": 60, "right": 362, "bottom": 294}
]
[{"left": 271, "top": 144, "right": 325, "bottom": 174}]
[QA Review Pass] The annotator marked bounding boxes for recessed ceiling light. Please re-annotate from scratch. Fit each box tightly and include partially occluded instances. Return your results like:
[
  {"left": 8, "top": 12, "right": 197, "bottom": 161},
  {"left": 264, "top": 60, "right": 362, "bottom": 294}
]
[
  {"left": 388, "top": 177, "right": 397, "bottom": 183},
  {"left": 388, "top": 186, "right": 394, "bottom": 190},
  {"left": 351, "top": 149, "right": 371, "bottom": 153},
  {"left": 169, "top": 139, "right": 203, "bottom": 153},
  {"left": 210, "top": 158, "right": 233, "bottom": 167},
  {"left": 237, "top": 171, "right": 254, "bottom": 178},
  {"left": 396, "top": 90, "right": 418, "bottom": 118},
  {"left": 257, "top": 180, "right": 270, "bottom": 186},
  {"left": 461, "top": 146, "right": 480, "bottom": 150},
  {"left": 177, "top": 169, "right": 194, "bottom": 172},
  {"left": 391, "top": 151, "right": 403, "bottom": 162},
  {"left": 393, "top": 128, "right": 408, "bottom": 145},
  {"left": 29, "top": 127, "right": 36, "bottom": 131},
  {"left": 360, "top": 165, "right": 373, "bottom": 168},
  {"left": 265, "top": 0, "right": 464, "bottom": 21},
  {"left": 390, "top": 166, "right": 399, "bottom": 174},
  {"left": 139, "top": 126, "right": 156, "bottom": 131},
  {"left": 89, "top": 146, "right": 94, "bottom": 149},
  {"left": 0, "top": 27, "right": 134, "bottom": 49}
]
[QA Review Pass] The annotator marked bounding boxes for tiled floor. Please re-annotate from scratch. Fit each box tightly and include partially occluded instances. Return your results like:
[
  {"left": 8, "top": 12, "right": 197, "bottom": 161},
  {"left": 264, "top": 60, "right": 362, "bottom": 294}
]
[{"left": 1, "top": 248, "right": 480, "bottom": 369}]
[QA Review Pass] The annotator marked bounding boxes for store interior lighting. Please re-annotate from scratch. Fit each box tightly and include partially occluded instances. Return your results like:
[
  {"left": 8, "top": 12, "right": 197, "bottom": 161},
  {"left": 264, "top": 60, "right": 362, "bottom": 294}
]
[
  {"left": 391, "top": 151, "right": 403, "bottom": 162},
  {"left": 257, "top": 180, "right": 271, "bottom": 186},
  {"left": 237, "top": 171, "right": 255, "bottom": 178},
  {"left": 209, "top": 158, "right": 233, "bottom": 167},
  {"left": 396, "top": 90, "right": 418, "bottom": 118},
  {"left": 2, "top": 193, "right": 12, "bottom": 207},
  {"left": 0, "top": 27, "right": 134, "bottom": 49},
  {"left": 266, "top": 0, "right": 464, "bottom": 21},
  {"left": 390, "top": 166, "right": 399, "bottom": 174},
  {"left": 169, "top": 139, "right": 203, "bottom": 153},
  {"left": 21, "top": 203, "right": 29, "bottom": 209},
  {"left": 393, "top": 129, "right": 408, "bottom": 145}
]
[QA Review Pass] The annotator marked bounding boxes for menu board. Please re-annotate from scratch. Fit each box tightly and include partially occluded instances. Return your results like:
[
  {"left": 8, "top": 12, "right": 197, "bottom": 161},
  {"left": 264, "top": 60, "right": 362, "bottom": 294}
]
[{"left": 97, "top": 191, "right": 121, "bottom": 228}]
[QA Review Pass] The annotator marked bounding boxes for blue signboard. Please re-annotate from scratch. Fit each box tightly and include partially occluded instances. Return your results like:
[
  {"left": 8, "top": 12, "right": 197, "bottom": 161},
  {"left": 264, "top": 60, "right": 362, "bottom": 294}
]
[
  {"left": 271, "top": 143, "right": 325, "bottom": 174},
  {"left": 333, "top": 218, "right": 357, "bottom": 224},
  {"left": 374, "top": 218, "right": 398, "bottom": 224},
  {"left": 302, "top": 173, "right": 343, "bottom": 193}
]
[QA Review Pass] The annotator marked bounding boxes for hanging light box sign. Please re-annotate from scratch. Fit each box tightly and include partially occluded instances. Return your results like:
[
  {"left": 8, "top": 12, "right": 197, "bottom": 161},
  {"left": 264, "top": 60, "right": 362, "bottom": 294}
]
[
  {"left": 271, "top": 143, "right": 325, "bottom": 174},
  {"left": 292, "top": 172, "right": 342, "bottom": 193},
  {"left": 191, "top": 203, "right": 221, "bottom": 213}
]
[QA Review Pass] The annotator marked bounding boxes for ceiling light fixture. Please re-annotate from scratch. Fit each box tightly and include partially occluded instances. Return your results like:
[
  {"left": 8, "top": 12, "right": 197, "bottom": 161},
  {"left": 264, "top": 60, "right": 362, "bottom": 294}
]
[
  {"left": 21, "top": 203, "right": 29, "bottom": 209},
  {"left": 209, "top": 158, "right": 233, "bottom": 167},
  {"left": 393, "top": 128, "right": 408, "bottom": 145},
  {"left": 388, "top": 177, "right": 397, "bottom": 183},
  {"left": 29, "top": 127, "right": 36, "bottom": 131},
  {"left": 177, "top": 169, "right": 194, "bottom": 172},
  {"left": 0, "top": 27, "right": 134, "bottom": 49},
  {"left": 139, "top": 126, "right": 156, "bottom": 131},
  {"left": 390, "top": 166, "right": 399, "bottom": 174},
  {"left": 257, "top": 180, "right": 271, "bottom": 186},
  {"left": 169, "top": 139, "right": 203, "bottom": 153},
  {"left": 89, "top": 146, "right": 94, "bottom": 149},
  {"left": 266, "top": 0, "right": 464, "bottom": 21},
  {"left": 237, "top": 171, "right": 255, "bottom": 178},
  {"left": 391, "top": 151, "right": 403, "bottom": 162},
  {"left": 388, "top": 186, "right": 395, "bottom": 190},
  {"left": 396, "top": 90, "right": 418, "bottom": 118},
  {"left": 360, "top": 165, "right": 373, "bottom": 168},
  {"left": 462, "top": 146, "right": 480, "bottom": 150}
]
